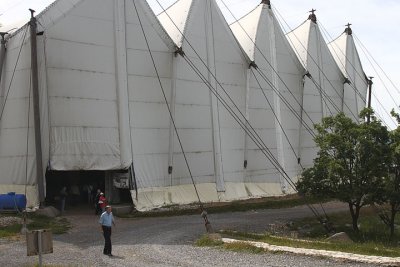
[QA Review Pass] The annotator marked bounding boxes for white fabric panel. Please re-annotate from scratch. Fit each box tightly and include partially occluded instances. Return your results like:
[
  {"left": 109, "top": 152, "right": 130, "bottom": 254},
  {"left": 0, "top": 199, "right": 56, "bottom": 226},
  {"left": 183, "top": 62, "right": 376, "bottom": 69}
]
[
  {"left": 37, "top": 0, "right": 85, "bottom": 30},
  {"left": 126, "top": 1, "right": 177, "bottom": 52},
  {"left": 132, "top": 181, "right": 284, "bottom": 211},
  {"left": 209, "top": 0, "right": 247, "bottom": 185},
  {"left": 158, "top": 0, "right": 250, "bottom": 197},
  {"left": 167, "top": 1, "right": 219, "bottom": 189},
  {"left": 271, "top": 11, "right": 303, "bottom": 184},
  {"left": 288, "top": 20, "right": 344, "bottom": 116},
  {"left": 231, "top": 4, "right": 304, "bottom": 191},
  {"left": 0, "top": 22, "right": 50, "bottom": 205},
  {"left": 170, "top": 58, "right": 215, "bottom": 187},
  {"left": 230, "top": 6, "right": 263, "bottom": 61},
  {"left": 44, "top": 0, "right": 121, "bottom": 170},
  {"left": 157, "top": 0, "right": 193, "bottom": 47},
  {"left": 287, "top": 20, "right": 345, "bottom": 168},
  {"left": 127, "top": 0, "right": 174, "bottom": 190},
  {"left": 114, "top": 0, "right": 132, "bottom": 169},
  {"left": 329, "top": 33, "right": 368, "bottom": 117},
  {"left": 38, "top": 34, "right": 51, "bottom": 195},
  {"left": 0, "top": 30, "right": 37, "bottom": 188}
]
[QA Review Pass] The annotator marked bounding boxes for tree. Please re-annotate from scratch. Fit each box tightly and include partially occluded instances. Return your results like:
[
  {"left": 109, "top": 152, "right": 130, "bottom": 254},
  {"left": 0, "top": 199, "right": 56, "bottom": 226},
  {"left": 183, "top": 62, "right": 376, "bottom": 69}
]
[
  {"left": 378, "top": 109, "right": 400, "bottom": 239},
  {"left": 297, "top": 110, "right": 390, "bottom": 231}
]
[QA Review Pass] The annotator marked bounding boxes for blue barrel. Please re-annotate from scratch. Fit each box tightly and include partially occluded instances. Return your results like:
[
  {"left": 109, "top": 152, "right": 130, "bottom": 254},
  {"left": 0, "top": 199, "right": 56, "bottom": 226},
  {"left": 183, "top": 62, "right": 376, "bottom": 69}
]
[{"left": 0, "top": 192, "right": 27, "bottom": 211}]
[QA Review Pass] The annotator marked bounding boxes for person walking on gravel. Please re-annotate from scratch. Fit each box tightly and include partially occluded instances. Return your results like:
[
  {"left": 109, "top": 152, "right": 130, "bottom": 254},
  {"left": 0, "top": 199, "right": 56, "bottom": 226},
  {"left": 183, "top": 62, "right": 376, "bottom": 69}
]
[{"left": 99, "top": 205, "right": 115, "bottom": 256}]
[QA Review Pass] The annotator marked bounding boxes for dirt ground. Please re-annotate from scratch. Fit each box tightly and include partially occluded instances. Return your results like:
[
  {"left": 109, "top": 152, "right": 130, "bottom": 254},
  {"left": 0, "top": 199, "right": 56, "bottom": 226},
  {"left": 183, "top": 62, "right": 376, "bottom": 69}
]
[{"left": 0, "top": 202, "right": 380, "bottom": 267}]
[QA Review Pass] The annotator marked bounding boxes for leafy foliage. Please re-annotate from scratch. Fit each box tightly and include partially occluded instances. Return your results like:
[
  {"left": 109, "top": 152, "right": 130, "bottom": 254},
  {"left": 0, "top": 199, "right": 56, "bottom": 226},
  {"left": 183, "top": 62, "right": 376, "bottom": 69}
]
[
  {"left": 377, "top": 109, "right": 400, "bottom": 238},
  {"left": 297, "top": 110, "right": 390, "bottom": 231}
]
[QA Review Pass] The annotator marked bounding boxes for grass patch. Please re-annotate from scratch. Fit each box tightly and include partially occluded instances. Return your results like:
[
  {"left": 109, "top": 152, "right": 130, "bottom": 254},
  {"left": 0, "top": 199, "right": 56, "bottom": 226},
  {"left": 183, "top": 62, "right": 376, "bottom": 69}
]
[
  {"left": 222, "top": 230, "right": 400, "bottom": 257},
  {"left": 0, "top": 223, "right": 23, "bottom": 238},
  {"left": 27, "top": 215, "right": 71, "bottom": 235},
  {"left": 119, "top": 195, "right": 327, "bottom": 218},
  {"left": 195, "top": 234, "right": 263, "bottom": 254},
  {"left": 0, "top": 214, "right": 71, "bottom": 238},
  {"left": 32, "top": 264, "right": 63, "bottom": 267},
  {"left": 219, "top": 207, "right": 400, "bottom": 257},
  {"left": 223, "top": 242, "right": 264, "bottom": 254},
  {"left": 290, "top": 207, "right": 400, "bottom": 245},
  {"left": 195, "top": 235, "right": 224, "bottom": 247}
]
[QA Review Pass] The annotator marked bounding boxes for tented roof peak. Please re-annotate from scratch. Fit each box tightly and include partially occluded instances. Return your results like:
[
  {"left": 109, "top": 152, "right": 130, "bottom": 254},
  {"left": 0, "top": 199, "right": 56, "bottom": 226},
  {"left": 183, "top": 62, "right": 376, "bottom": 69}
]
[
  {"left": 260, "top": 0, "right": 271, "bottom": 9},
  {"left": 345, "top": 23, "right": 353, "bottom": 35},
  {"left": 308, "top": 8, "right": 317, "bottom": 23}
]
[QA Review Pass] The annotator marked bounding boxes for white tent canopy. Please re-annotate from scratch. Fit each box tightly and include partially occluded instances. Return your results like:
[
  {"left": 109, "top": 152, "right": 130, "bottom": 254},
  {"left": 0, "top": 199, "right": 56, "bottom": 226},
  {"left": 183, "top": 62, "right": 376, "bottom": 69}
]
[
  {"left": 286, "top": 14, "right": 347, "bottom": 168},
  {"left": 328, "top": 27, "right": 368, "bottom": 119},
  {"left": 230, "top": 2, "right": 305, "bottom": 193},
  {"left": 0, "top": 0, "right": 368, "bottom": 210}
]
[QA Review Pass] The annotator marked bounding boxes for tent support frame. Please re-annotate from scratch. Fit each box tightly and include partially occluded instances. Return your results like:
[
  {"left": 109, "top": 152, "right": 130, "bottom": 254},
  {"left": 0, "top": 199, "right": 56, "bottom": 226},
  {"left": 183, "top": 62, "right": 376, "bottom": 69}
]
[
  {"left": 243, "top": 67, "right": 251, "bottom": 175},
  {"left": 0, "top": 33, "right": 7, "bottom": 87},
  {"left": 167, "top": 52, "right": 178, "bottom": 185},
  {"left": 205, "top": 1, "right": 225, "bottom": 192},
  {"left": 29, "top": 9, "right": 45, "bottom": 206}
]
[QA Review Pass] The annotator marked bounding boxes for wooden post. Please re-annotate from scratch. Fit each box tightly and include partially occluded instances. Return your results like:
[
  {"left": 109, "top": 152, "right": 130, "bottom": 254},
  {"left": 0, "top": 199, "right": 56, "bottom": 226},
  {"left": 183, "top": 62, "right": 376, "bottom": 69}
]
[
  {"left": 38, "top": 230, "right": 43, "bottom": 267},
  {"left": 29, "top": 9, "right": 45, "bottom": 205}
]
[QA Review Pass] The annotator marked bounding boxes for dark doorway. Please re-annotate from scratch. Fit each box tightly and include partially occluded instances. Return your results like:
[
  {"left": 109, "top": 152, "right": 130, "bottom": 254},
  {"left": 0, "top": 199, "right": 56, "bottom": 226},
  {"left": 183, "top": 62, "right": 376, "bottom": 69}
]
[{"left": 45, "top": 170, "right": 105, "bottom": 208}]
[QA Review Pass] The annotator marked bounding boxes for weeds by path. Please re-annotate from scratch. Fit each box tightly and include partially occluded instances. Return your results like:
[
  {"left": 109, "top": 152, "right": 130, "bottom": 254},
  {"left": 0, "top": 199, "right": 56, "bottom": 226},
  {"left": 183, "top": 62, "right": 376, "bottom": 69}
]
[
  {"left": 211, "top": 207, "right": 400, "bottom": 257},
  {"left": 196, "top": 235, "right": 262, "bottom": 254},
  {"left": 0, "top": 214, "right": 71, "bottom": 238},
  {"left": 120, "top": 195, "right": 327, "bottom": 218}
]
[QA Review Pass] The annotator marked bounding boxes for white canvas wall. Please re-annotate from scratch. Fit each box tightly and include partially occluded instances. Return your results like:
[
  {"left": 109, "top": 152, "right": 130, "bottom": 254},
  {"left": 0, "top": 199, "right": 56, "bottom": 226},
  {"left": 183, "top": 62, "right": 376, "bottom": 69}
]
[
  {"left": 43, "top": 0, "right": 122, "bottom": 170},
  {"left": 0, "top": 23, "right": 50, "bottom": 207},
  {"left": 156, "top": 0, "right": 252, "bottom": 208},
  {"left": 0, "top": 0, "right": 366, "bottom": 210}
]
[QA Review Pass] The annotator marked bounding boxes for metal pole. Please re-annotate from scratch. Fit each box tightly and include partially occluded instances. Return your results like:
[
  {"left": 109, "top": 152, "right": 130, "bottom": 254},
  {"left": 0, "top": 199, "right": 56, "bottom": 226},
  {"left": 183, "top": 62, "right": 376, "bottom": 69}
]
[
  {"left": 367, "top": 77, "right": 373, "bottom": 123},
  {"left": 130, "top": 163, "right": 138, "bottom": 201},
  {"left": 29, "top": 9, "right": 45, "bottom": 206},
  {"left": 0, "top": 32, "right": 7, "bottom": 86},
  {"left": 38, "top": 230, "right": 43, "bottom": 267}
]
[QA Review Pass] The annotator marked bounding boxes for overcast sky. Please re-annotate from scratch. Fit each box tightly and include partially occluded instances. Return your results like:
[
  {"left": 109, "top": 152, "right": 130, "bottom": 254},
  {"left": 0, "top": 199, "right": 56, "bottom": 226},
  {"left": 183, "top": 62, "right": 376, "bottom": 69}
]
[{"left": 1, "top": 0, "right": 399, "bottom": 128}]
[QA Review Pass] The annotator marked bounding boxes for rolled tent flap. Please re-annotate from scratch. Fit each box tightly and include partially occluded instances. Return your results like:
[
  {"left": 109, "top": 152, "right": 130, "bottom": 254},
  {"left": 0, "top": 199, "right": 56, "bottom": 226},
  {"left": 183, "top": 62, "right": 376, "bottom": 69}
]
[{"left": 43, "top": 0, "right": 124, "bottom": 171}]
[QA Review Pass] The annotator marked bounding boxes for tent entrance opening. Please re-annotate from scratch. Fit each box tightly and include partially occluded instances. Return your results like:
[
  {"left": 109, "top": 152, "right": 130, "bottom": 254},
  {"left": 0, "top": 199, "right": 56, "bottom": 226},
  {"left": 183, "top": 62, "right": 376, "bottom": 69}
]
[{"left": 45, "top": 170, "right": 106, "bottom": 208}]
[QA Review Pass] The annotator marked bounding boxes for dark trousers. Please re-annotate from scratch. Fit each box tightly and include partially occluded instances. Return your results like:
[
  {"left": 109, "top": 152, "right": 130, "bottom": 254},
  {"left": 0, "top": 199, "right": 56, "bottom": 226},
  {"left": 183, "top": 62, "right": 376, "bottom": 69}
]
[{"left": 102, "top": 226, "right": 112, "bottom": 255}]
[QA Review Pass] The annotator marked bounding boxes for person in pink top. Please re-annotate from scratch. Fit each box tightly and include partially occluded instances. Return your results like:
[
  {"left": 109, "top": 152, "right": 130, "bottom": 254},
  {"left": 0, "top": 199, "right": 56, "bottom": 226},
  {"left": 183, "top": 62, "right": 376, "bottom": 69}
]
[{"left": 98, "top": 193, "right": 107, "bottom": 212}]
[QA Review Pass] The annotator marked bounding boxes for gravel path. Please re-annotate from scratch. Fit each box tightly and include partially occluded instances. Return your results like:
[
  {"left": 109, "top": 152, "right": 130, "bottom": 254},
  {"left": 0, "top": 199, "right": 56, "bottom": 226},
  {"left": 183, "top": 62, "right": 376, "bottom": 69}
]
[{"left": 0, "top": 202, "right": 381, "bottom": 267}]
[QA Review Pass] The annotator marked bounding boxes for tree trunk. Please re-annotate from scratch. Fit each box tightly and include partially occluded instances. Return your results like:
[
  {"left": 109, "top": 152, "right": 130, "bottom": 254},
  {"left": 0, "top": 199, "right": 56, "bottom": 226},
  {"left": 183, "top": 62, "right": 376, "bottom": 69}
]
[
  {"left": 349, "top": 203, "right": 360, "bottom": 231},
  {"left": 390, "top": 204, "right": 396, "bottom": 240}
]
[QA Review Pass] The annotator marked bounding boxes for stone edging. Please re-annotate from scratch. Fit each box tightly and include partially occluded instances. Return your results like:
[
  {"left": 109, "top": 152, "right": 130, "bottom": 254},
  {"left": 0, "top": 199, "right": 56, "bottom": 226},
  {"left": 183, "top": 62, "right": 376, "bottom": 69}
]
[{"left": 222, "top": 238, "right": 400, "bottom": 266}]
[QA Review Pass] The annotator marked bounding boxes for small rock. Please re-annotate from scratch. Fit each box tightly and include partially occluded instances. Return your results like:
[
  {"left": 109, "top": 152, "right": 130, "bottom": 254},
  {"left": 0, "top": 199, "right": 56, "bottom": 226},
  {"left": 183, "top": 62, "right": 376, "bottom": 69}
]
[
  {"left": 326, "top": 232, "right": 353, "bottom": 243},
  {"left": 286, "top": 221, "right": 294, "bottom": 227},
  {"left": 35, "top": 206, "right": 60, "bottom": 218}
]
